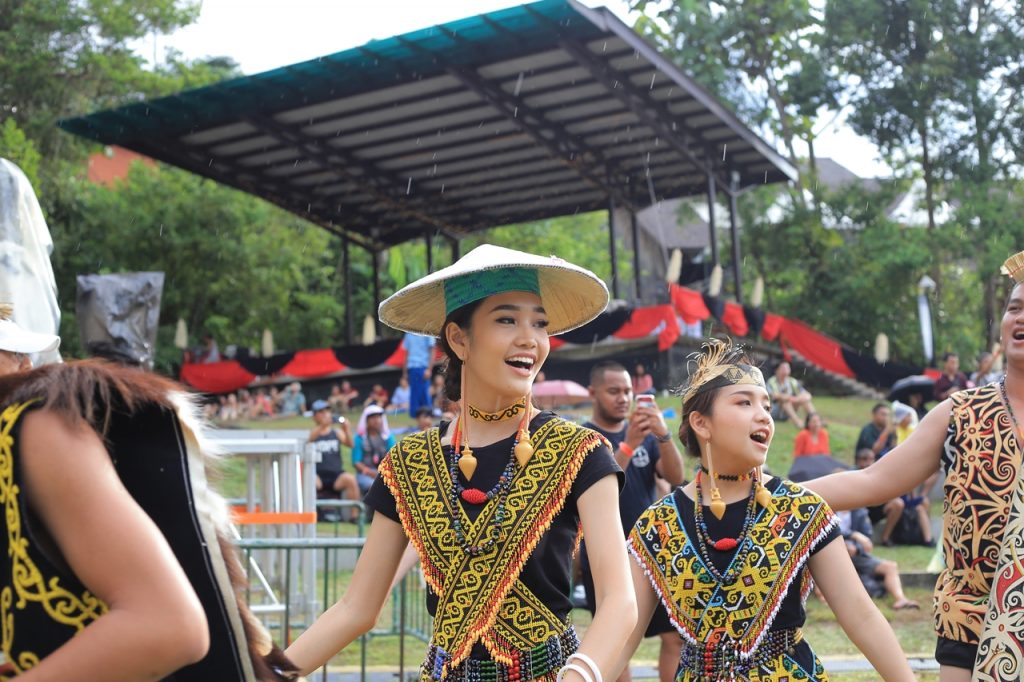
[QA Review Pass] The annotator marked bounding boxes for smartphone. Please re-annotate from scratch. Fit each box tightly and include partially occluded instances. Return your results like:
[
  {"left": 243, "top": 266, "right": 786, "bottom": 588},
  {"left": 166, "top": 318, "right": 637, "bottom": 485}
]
[{"left": 635, "top": 394, "right": 656, "bottom": 409}]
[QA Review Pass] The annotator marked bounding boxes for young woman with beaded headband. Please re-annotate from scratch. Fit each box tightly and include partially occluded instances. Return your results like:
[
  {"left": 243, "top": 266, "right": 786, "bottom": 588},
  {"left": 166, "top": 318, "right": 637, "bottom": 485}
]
[
  {"left": 618, "top": 339, "right": 913, "bottom": 681},
  {"left": 807, "top": 250, "right": 1024, "bottom": 682},
  {"left": 287, "top": 245, "right": 636, "bottom": 682}
]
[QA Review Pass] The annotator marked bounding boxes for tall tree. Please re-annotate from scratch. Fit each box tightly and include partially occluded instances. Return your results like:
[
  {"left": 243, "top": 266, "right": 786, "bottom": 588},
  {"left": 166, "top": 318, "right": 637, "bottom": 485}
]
[{"left": 631, "top": 0, "right": 842, "bottom": 203}]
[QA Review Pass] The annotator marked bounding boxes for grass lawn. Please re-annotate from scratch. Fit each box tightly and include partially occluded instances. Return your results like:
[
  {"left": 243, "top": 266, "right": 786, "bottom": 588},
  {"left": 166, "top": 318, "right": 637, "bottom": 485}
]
[{"left": 221, "top": 394, "right": 942, "bottom": 672}]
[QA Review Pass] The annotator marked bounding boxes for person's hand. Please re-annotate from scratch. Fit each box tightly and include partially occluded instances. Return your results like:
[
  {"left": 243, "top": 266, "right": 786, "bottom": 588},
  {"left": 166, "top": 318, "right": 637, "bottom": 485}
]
[
  {"left": 636, "top": 403, "right": 670, "bottom": 440},
  {"left": 624, "top": 411, "right": 650, "bottom": 449},
  {"left": 845, "top": 540, "right": 858, "bottom": 558},
  {"left": 423, "top": 367, "right": 431, "bottom": 380}
]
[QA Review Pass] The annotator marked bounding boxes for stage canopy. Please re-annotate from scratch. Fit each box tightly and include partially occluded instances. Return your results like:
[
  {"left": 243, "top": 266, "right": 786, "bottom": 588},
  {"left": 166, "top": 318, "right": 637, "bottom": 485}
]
[{"left": 60, "top": 0, "right": 795, "bottom": 253}]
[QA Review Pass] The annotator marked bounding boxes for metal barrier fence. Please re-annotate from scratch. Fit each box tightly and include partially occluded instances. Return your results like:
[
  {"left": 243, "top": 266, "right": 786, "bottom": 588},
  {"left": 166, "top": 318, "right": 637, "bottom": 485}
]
[{"left": 236, "top": 504, "right": 432, "bottom": 681}]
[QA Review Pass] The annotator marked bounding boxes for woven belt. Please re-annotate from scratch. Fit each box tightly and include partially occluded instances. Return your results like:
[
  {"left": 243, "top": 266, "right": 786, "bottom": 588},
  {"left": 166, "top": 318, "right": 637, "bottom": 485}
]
[
  {"left": 423, "top": 627, "right": 580, "bottom": 682},
  {"left": 678, "top": 627, "right": 803, "bottom": 680}
]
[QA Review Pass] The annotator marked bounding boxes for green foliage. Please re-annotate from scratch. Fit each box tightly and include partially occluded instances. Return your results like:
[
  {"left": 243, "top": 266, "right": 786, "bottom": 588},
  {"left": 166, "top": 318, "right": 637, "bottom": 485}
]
[
  {"left": 48, "top": 163, "right": 346, "bottom": 371},
  {"left": 0, "top": 118, "right": 41, "bottom": 190},
  {"left": 0, "top": 0, "right": 201, "bottom": 165}
]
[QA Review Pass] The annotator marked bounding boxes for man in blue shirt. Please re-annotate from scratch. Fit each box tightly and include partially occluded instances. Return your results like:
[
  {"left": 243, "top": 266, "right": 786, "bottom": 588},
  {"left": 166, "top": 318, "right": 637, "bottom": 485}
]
[
  {"left": 580, "top": 360, "right": 686, "bottom": 682},
  {"left": 403, "top": 332, "right": 436, "bottom": 418}
]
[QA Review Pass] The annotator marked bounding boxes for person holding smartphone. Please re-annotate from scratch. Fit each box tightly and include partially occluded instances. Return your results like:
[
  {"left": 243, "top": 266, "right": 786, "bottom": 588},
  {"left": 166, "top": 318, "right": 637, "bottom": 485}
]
[{"left": 579, "top": 360, "right": 686, "bottom": 682}]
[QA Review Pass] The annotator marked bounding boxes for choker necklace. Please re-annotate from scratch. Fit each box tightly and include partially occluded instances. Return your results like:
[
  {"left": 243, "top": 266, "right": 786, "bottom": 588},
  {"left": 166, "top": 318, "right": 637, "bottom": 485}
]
[
  {"left": 467, "top": 397, "right": 527, "bottom": 422},
  {"left": 693, "top": 471, "right": 758, "bottom": 584},
  {"left": 446, "top": 430, "right": 521, "bottom": 556},
  {"left": 698, "top": 465, "right": 752, "bottom": 482}
]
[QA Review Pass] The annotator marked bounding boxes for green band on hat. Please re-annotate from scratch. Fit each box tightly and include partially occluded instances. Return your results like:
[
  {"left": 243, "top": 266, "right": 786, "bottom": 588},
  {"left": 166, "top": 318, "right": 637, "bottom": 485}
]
[{"left": 443, "top": 267, "right": 540, "bottom": 316}]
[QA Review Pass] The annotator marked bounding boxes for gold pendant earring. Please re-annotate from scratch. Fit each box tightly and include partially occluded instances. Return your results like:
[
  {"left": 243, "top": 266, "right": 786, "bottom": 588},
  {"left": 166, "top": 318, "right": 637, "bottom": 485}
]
[
  {"left": 458, "top": 359, "right": 477, "bottom": 479},
  {"left": 705, "top": 440, "right": 726, "bottom": 520}
]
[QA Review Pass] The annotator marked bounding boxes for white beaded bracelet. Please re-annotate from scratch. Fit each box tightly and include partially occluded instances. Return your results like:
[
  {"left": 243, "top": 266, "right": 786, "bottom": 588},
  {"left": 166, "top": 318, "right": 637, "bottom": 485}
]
[
  {"left": 566, "top": 652, "right": 603, "bottom": 682},
  {"left": 555, "top": 662, "right": 593, "bottom": 682}
]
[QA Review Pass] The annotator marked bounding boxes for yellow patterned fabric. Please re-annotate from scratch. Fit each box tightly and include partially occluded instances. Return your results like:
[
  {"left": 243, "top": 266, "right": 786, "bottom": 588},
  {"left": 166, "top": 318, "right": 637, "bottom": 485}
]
[
  {"left": 936, "top": 385, "right": 1022, "bottom": 649},
  {"left": 0, "top": 402, "right": 108, "bottom": 678},
  {"left": 628, "top": 480, "right": 835, "bottom": 681},
  {"left": 380, "top": 418, "right": 603, "bottom": 679}
]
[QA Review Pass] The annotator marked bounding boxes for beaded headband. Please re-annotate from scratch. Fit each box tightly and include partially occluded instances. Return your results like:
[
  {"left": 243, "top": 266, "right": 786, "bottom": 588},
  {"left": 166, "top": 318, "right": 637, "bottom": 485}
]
[{"left": 681, "top": 339, "right": 764, "bottom": 405}]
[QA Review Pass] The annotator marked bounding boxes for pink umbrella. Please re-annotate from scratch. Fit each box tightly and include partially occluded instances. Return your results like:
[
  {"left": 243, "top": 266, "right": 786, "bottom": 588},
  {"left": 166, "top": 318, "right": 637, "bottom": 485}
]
[{"left": 532, "top": 379, "right": 591, "bottom": 409}]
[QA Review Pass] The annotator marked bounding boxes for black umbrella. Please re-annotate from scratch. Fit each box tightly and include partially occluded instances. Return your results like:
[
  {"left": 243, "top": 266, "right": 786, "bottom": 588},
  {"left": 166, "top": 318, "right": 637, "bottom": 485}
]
[
  {"left": 887, "top": 375, "right": 935, "bottom": 404},
  {"left": 787, "top": 455, "right": 851, "bottom": 483}
]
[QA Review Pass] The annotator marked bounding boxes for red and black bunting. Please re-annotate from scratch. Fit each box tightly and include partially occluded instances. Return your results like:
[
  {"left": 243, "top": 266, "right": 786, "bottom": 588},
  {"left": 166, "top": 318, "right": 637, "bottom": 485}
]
[
  {"left": 179, "top": 285, "right": 927, "bottom": 394},
  {"left": 559, "top": 307, "right": 634, "bottom": 344},
  {"left": 332, "top": 338, "right": 403, "bottom": 369}
]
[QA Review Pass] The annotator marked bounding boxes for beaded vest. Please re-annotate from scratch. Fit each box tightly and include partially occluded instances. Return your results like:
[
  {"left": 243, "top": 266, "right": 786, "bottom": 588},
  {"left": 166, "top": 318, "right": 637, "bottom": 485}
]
[
  {"left": 936, "top": 384, "right": 1022, "bottom": 651},
  {"left": 628, "top": 480, "right": 836, "bottom": 682},
  {"left": 379, "top": 418, "right": 604, "bottom": 680},
  {"left": 0, "top": 394, "right": 294, "bottom": 680},
  {"left": 0, "top": 401, "right": 107, "bottom": 677}
]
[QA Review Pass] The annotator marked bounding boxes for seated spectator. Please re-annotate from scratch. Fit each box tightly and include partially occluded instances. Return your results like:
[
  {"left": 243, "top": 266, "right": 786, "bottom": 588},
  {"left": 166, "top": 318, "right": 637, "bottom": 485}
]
[
  {"left": 219, "top": 393, "right": 240, "bottom": 422},
  {"left": 632, "top": 362, "right": 654, "bottom": 395},
  {"left": 430, "top": 374, "right": 446, "bottom": 414},
  {"left": 329, "top": 380, "right": 359, "bottom": 413},
  {"left": 837, "top": 506, "right": 919, "bottom": 610},
  {"left": 793, "top": 412, "right": 830, "bottom": 457},
  {"left": 767, "top": 361, "right": 814, "bottom": 423},
  {"left": 269, "top": 386, "right": 283, "bottom": 413},
  {"left": 279, "top": 382, "right": 306, "bottom": 416},
  {"left": 250, "top": 388, "right": 274, "bottom": 418},
  {"left": 389, "top": 377, "right": 411, "bottom": 414},
  {"left": 352, "top": 405, "right": 396, "bottom": 495},
  {"left": 236, "top": 389, "right": 252, "bottom": 417},
  {"left": 971, "top": 348, "right": 1003, "bottom": 386},
  {"left": 855, "top": 448, "right": 934, "bottom": 547},
  {"left": 856, "top": 403, "right": 895, "bottom": 457},
  {"left": 362, "top": 383, "right": 388, "bottom": 409},
  {"left": 308, "top": 400, "right": 358, "bottom": 521},
  {"left": 856, "top": 448, "right": 906, "bottom": 547},
  {"left": 414, "top": 406, "right": 435, "bottom": 432}
]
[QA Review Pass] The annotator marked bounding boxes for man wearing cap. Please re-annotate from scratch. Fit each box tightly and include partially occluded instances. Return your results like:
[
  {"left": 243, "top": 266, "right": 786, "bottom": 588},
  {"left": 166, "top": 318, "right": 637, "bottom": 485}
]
[
  {"left": 308, "top": 399, "right": 358, "bottom": 520},
  {"left": 0, "top": 304, "right": 60, "bottom": 375}
]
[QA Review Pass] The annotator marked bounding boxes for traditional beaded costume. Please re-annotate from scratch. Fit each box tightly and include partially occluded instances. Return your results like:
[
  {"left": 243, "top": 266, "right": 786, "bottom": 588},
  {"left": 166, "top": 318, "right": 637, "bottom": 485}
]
[
  {"left": 378, "top": 416, "right": 609, "bottom": 681},
  {"left": 628, "top": 479, "right": 837, "bottom": 681},
  {"left": 949, "top": 251, "right": 1024, "bottom": 680},
  {"left": 0, "top": 362, "right": 302, "bottom": 680}
]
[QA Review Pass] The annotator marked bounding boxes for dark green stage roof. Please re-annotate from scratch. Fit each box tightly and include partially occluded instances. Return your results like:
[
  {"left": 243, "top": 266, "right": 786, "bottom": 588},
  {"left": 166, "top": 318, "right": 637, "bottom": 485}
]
[{"left": 61, "top": 0, "right": 796, "bottom": 250}]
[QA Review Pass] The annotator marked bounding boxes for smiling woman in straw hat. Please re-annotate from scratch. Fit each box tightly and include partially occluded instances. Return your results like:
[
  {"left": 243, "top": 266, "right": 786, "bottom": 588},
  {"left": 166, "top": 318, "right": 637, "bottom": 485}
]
[{"left": 287, "top": 245, "right": 636, "bottom": 682}]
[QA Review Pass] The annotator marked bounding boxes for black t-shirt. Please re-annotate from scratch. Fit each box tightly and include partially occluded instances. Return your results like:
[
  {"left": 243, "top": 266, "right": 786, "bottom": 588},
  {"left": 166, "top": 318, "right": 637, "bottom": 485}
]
[
  {"left": 365, "top": 412, "right": 620, "bottom": 659},
  {"left": 855, "top": 422, "right": 893, "bottom": 456},
  {"left": 310, "top": 429, "right": 344, "bottom": 477},
  {"left": 584, "top": 421, "right": 661, "bottom": 532},
  {"left": 671, "top": 477, "right": 840, "bottom": 669}
]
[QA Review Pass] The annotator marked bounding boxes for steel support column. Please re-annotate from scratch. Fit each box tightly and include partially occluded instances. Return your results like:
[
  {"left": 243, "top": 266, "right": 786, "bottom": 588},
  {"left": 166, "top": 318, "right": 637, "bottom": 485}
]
[
  {"left": 630, "top": 211, "right": 642, "bottom": 300},
  {"left": 706, "top": 174, "right": 719, "bottom": 266},
  {"left": 728, "top": 175, "right": 743, "bottom": 304},
  {"left": 608, "top": 196, "right": 620, "bottom": 300},
  {"left": 343, "top": 236, "right": 354, "bottom": 344},
  {"left": 372, "top": 249, "right": 382, "bottom": 337}
]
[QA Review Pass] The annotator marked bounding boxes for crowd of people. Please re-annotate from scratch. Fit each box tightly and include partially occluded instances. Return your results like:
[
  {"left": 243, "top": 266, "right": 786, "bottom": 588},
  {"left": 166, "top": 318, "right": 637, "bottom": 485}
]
[
  {"left": 203, "top": 372, "right": 457, "bottom": 424},
  {"left": 8, "top": 245, "right": 1024, "bottom": 681}
]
